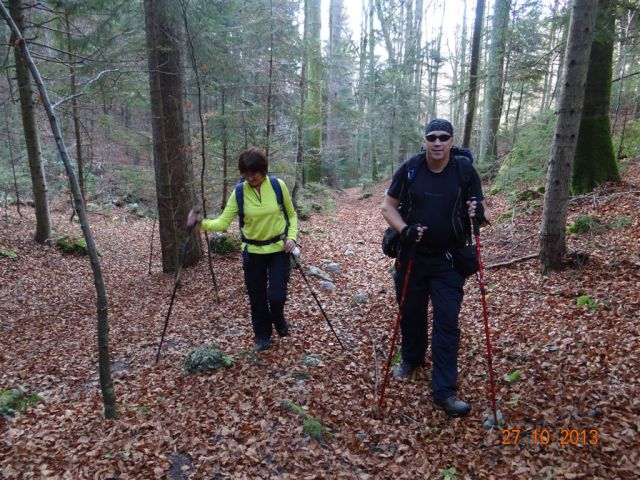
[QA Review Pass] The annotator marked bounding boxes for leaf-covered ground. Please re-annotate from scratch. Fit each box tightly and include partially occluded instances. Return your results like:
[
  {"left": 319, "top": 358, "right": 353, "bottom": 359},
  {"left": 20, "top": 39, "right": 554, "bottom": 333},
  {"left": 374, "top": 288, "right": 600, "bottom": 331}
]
[{"left": 1, "top": 158, "right": 639, "bottom": 479}]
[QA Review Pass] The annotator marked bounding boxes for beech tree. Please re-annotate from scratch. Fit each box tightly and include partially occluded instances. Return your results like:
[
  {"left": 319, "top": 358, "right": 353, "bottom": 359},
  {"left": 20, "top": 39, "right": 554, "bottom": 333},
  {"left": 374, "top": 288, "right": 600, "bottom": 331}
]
[
  {"left": 540, "top": 0, "right": 597, "bottom": 273},
  {"left": 572, "top": 0, "right": 621, "bottom": 193}
]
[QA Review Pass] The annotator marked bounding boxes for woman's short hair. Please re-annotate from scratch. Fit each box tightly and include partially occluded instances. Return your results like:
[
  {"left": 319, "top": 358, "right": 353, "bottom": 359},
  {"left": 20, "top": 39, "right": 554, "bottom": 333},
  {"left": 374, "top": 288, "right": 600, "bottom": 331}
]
[{"left": 238, "top": 147, "right": 268, "bottom": 175}]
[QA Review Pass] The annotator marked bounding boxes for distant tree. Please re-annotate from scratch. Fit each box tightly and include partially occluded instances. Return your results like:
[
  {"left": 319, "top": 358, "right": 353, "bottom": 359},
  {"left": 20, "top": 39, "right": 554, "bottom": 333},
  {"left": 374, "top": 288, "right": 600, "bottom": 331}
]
[
  {"left": 479, "top": 0, "right": 511, "bottom": 165},
  {"left": 9, "top": 0, "right": 51, "bottom": 244},
  {"left": 304, "top": 0, "right": 323, "bottom": 183},
  {"left": 540, "top": 0, "right": 597, "bottom": 273},
  {"left": 572, "top": 0, "right": 620, "bottom": 193},
  {"left": 143, "top": 0, "right": 201, "bottom": 272}
]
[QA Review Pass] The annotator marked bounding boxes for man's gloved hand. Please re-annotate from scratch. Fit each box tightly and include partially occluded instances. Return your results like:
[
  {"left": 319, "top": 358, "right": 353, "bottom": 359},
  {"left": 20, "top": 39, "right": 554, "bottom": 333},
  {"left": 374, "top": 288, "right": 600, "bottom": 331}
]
[
  {"left": 186, "top": 207, "right": 203, "bottom": 230},
  {"left": 467, "top": 199, "right": 486, "bottom": 224},
  {"left": 401, "top": 224, "right": 422, "bottom": 243}
]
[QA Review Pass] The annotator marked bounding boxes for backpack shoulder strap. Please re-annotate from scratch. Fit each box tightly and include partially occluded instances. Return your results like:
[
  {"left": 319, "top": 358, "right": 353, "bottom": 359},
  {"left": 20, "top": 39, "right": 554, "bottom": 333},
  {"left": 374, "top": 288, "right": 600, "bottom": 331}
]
[
  {"left": 452, "top": 156, "right": 473, "bottom": 201},
  {"left": 269, "top": 175, "right": 290, "bottom": 236},
  {"left": 235, "top": 180, "right": 245, "bottom": 228}
]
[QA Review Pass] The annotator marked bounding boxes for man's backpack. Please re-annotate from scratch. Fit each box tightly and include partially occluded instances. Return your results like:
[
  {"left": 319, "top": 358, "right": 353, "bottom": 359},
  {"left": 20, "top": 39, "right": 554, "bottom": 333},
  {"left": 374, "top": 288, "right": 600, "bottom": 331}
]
[
  {"left": 235, "top": 175, "right": 289, "bottom": 246},
  {"left": 381, "top": 147, "right": 474, "bottom": 258}
]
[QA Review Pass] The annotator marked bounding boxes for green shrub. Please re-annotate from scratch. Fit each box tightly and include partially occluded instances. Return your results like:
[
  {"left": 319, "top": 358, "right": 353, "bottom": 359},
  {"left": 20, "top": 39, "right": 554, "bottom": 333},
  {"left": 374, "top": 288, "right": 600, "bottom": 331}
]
[
  {"left": 614, "top": 118, "right": 640, "bottom": 159},
  {"left": 494, "top": 112, "right": 556, "bottom": 193},
  {"left": 577, "top": 295, "right": 597, "bottom": 311},
  {"left": 184, "top": 344, "right": 234, "bottom": 374},
  {"left": 0, "top": 387, "right": 42, "bottom": 417},
  {"left": 209, "top": 233, "right": 241, "bottom": 255},
  {"left": 567, "top": 215, "right": 606, "bottom": 235}
]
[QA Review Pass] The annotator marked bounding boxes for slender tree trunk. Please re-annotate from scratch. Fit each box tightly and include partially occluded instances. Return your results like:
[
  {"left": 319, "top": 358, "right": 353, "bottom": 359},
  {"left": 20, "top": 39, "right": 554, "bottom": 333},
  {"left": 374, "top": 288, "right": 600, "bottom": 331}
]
[
  {"left": 304, "top": 0, "right": 322, "bottom": 183},
  {"left": 144, "top": 0, "right": 200, "bottom": 273},
  {"left": 221, "top": 89, "right": 229, "bottom": 209},
  {"left": 462, "top": 0, "right": 485, "bottom": 147},
  {"left": 65, "top": 13, "right": 84, "bottom": 201},
  {"left": 3, "top": 102, "right": 22, "bottom": 216},
  {"left": 479, "top": 0, "right": 511, "bottom": 165},
  {"left": 1, "top": 2, "right": 117, "bottom": 419},
  {"left": 540, "top": 0, "right": 597, "bottom": 273},
  {"left": 293, "top": 1, "right": 309, "bottom": 205},
  {"left": 9, "top": 0, "right": 51, "bottom": 243},
  {"left": 368, "top": 0, "right": 378, "bottom": 180},
  {"left": 265, "top": 0, "right": 274, "bottom": 159}
]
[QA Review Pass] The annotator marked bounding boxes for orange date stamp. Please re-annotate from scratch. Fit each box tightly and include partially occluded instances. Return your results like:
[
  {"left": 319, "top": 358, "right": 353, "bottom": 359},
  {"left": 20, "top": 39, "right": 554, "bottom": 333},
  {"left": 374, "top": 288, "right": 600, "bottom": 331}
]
[{"left": 500, "top": 428, "right": 600, "bottom": 447}]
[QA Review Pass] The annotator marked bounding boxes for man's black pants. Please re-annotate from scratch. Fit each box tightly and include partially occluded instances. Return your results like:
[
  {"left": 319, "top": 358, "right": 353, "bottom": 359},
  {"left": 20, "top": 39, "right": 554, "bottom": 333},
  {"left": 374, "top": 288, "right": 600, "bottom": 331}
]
[
  {"left": 243, "top": 251, "right": 290, "bottom": 341},
  {"left": 394, "top": 248, "right": 465, "bottom": 401}
]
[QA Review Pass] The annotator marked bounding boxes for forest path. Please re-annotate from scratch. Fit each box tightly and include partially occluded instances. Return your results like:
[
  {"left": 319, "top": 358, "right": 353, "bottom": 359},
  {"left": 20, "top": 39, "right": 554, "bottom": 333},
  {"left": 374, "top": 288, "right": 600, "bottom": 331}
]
[{"left": 1, "top": 158, "right": 639, "bottom": 478}]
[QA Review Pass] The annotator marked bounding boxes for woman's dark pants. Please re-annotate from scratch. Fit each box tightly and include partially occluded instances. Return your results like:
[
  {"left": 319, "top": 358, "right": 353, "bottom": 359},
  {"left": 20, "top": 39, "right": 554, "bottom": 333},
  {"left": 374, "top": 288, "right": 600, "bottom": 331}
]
[{"left": 243, "top": 251, "right": 290, "bottom": 341}]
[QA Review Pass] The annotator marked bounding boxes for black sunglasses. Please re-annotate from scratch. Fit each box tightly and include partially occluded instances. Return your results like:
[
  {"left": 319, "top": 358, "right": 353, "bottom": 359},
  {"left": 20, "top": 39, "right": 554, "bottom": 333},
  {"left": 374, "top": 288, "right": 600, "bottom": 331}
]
[{"left": 425, "top": 134, "right": 452, "bottom": 142}]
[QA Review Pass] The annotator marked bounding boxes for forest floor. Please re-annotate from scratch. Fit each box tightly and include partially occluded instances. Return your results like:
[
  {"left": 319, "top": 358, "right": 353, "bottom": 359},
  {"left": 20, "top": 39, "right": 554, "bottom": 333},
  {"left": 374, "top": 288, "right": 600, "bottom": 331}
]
[{"left": 1, "top": 158, "right": 639, "bottom": 479}]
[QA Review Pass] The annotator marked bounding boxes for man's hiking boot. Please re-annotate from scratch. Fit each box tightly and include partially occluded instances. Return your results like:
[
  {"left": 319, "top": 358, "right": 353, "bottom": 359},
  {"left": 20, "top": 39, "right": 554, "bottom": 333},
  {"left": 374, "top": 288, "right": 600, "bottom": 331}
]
[
  {"left": 392, "top": 361, "right": 417, "bottom": 379},
  {"left": 433, "top": 396, "right": 471, "bottom": 417},
  {"left": 255, "top": 337, "right": 272, "bottom": 352}
]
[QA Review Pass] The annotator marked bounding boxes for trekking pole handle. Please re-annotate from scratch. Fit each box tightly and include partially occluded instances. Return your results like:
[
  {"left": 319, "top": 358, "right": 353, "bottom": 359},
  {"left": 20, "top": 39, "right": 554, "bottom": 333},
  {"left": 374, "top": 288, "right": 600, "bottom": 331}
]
[{"left": 469, "top": 197, "right": 481, "bottom": 237}]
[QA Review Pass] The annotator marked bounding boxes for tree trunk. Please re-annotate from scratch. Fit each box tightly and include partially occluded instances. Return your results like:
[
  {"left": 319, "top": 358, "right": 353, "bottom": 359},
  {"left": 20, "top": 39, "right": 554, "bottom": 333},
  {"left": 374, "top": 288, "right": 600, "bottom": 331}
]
[
  {"left": 540, "top": 0, "right": 597, "bottom": 273},
  {"left": 304, "top": 0, "right": 322, "bottom": 183},
  {"left": 572, "top": 0, "right": 620, "bottom": 194},
  {"left": 1, "top": 1, "right": 117, "bottom": 419},
  {"left": 143, "top": 0, "right": 200, "bottom": 273},
  {"left": 479, "top": 0, "right": 511, "bottom": 165},
  {"left": 293, "top": 1, "right": 309, "bottom": 206},
  {"left": 324, "top": 0, "right": 344, "bottom": 188},
  {"left": 462, "top": 0, "right": 485, "bottom": 147},
  {"left": 9, "top": 0, "right": 51, "bottom": 244},
  {"left": 65, "top": 12, "right": 85, "bottom": 202}
]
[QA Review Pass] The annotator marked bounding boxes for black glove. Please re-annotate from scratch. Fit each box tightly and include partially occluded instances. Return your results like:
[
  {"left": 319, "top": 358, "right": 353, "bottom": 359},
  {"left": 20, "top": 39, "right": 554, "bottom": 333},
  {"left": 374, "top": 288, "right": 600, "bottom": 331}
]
[{"left": 401, "top": 224, "right": 421, "bottom": 243}]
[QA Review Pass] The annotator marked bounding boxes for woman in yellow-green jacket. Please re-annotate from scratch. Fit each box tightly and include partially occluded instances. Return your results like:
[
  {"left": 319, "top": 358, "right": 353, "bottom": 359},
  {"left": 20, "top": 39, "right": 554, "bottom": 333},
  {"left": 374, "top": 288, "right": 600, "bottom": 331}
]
[{"left": 187, "top": 147, "right": 298, "bottom": 351}]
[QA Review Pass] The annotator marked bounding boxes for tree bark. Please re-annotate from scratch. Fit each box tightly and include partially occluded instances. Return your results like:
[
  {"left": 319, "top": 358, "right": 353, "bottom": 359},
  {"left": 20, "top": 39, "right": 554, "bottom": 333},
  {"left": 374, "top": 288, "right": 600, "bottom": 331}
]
[
  {"left": 540, "top": 0, "right": 597, "bottom": 273},
  {"left": 479, "top": 0, "right": 511, "bottom": 165},
  {"left": 304, "top": 0, "right": 322, "bottom": 183},
  {"left": 572, "top": 0, "right": 620, "bottom": 194},
  {"left": 462, "top": 0, "right": 485, "bottom": 148},
  {"left": 9, "top": 0, "right": 51, "bottom": 244},
  {"left": 143, "top": 0, "right": 200, "bottom": 273}
]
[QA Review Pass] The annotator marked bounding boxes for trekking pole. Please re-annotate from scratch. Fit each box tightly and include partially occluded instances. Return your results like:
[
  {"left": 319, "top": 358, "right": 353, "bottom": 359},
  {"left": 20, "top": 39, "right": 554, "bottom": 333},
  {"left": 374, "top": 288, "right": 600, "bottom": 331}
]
[
  {"left": 472, "top": 211, "right": 499, "bottom": 427},
  {"left": 155, "top": 216, "right": 199, "bottom": 363},
  {"left": 378, "top": 241, "right": 417, "bottom": 410},
  {"left": 290, "top": 249, "right": 346, "bottom": 350}
]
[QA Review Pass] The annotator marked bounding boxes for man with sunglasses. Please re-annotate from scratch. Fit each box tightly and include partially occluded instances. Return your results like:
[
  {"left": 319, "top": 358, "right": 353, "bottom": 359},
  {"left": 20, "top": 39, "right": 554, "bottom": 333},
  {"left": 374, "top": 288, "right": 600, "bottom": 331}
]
[{"left": 381, "top": 118, "right": 488, "bottom": 417}]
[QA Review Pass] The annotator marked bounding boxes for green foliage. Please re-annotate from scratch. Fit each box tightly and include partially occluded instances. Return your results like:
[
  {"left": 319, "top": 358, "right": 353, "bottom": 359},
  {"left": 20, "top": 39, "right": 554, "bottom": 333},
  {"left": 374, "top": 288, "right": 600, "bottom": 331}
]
[
  {"left": 183, "top": 344, "right": 234, "bottom": 374},
  {"left": 0, "top": 387, "right": 42, "bottom": 417},
  {"left": 442, "top": 467, "right": 457, "bottom": 480},
  {"left": 503, "top": 370, "right": 522, "bottom": 383},
  {"left": 576, "top": 295, "right": 597, "bottom": 311},
  {"left": 209, "top": 233, "right": 241, "bottom": 256},
  {"left": 0, "top": 248, "right": 18, "bottom": 260},
  {"left": 567, "top": 215, "right": 632, "bottom": 236},
  {"left": 615, "top": 119, "right": 640, "bottom": 159},
  {"left": 494, "top": 112, "right": 556, "bottom": 193},
  {"left": 567, "top": 215, "right": 605, "bottom": 235},
  {"left": 281, "top": 400, "right": 332, "bottom": 443},
  {"left": 391, "top": 348, "right": 402, "bottom": 366},
  {"left": 55, "top": 235, "right": 96, "bottom": 256}
]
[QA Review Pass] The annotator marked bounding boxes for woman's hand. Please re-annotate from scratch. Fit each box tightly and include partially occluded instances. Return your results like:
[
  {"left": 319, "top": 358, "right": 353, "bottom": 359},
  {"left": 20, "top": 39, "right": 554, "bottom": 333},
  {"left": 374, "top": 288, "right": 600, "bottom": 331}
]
[
  {"left": 186, "top": 208, "right": 203, "bottom": 230},
  {"left": 284, "top": 239, "right": 296, "bottom": 253}
]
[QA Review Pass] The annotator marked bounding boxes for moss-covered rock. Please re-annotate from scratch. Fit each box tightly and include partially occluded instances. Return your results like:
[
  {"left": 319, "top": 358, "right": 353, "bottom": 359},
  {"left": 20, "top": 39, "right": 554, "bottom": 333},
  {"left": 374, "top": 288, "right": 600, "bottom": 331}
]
[
  {"left": 0, "top": 387, "right": 42, "bottom": 417},
  {"left": 184, "top": 344, "right": 234, "bottom": 374},
  {"left": 55, "top": 235, "right": 99, "bottom": 256},
  {"left": 209, "top": 233, "right": 241, "bottom": 256}
]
